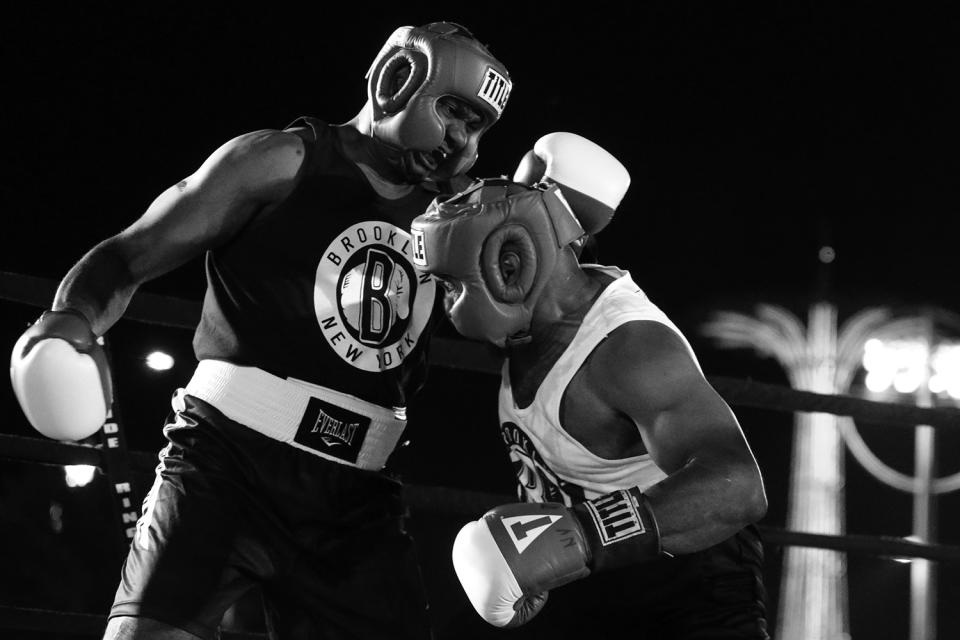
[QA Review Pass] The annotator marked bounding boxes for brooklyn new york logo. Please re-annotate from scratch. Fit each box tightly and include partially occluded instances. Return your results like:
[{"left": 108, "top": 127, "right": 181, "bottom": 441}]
[{"left": 315, "top": 221, "right": 436, "bottom": 372}]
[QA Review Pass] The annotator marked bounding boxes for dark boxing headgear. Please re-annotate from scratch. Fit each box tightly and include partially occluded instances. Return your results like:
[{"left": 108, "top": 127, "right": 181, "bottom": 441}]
[
  {"left": 411, "top": 180, "right": 585, "bottom": 347},
  {"left": 366, "top": 22, "right": 512, "bottom": 176}
]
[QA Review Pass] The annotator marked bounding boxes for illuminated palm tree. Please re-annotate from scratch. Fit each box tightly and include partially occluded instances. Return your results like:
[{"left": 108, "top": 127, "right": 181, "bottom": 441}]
[{"left": 702, "top": 302, "right": 907, "bottom": 640}]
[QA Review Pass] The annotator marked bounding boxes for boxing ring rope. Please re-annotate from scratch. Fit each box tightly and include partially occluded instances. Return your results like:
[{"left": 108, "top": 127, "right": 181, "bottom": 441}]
[
  {"left": 0, "top": 604, "right": 267, "bottom": 640},
  {"left": 3, "top": 430, "right": 960, "bottom": 567},
  {"left": 6, "top": 270, "right": 960, "bottom": 432},
  {"left": 3, "top": 270, "right": 960, "bottom": 636}
]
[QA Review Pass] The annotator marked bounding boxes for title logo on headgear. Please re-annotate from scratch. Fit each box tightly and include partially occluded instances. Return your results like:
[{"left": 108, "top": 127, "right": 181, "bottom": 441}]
[
  {"left": 477, "top": 67, "right": 511, "bottom": 116},
  {"left": 411, "top": 227, "right": 427, "bottom": 267}
]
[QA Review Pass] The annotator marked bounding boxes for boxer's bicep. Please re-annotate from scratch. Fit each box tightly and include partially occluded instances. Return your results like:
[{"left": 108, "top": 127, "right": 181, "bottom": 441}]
[
  {"left": 115, "top": 129, "right": 305, "bottom": 283},
  {"left": 594, "top": 321, "right": 747, "bottom": 474}
]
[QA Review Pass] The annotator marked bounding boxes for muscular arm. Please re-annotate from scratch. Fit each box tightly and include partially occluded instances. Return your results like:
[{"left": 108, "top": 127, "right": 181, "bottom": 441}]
[
  {"left": 52, "top": 129, "right": 305, "bottom": 334},
  {"left": 450, "top": 319, "right": 767, "bottom": 626},
  {"left": 591, "top": 321, "right": 768, "bottom": 554}
]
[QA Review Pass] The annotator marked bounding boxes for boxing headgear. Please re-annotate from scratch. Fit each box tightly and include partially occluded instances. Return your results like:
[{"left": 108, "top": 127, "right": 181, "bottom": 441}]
[
  {"left": 411, "top": 180, "right": 584, "bottom": 347},
  {"left": 366, "top": 22, "right": 512, "bottom": 176}
]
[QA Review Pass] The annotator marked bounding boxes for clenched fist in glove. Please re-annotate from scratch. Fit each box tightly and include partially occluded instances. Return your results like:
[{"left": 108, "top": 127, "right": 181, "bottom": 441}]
[
  {"left": 513, "top": 131, "right": 630, "bottom": 236},
  {"left": 452, "top": 487, "right": 661, "bottom": 628},
  {"left": 10, "top": 309, "right": 113, "bottom": 441}
]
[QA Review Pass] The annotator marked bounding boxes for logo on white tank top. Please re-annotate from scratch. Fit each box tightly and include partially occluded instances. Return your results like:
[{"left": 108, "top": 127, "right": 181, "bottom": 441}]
[
  {"left": 501, "top": 421, "right": 585, "bottom": 506},
  {"left": 315, "top": 221, "right": 436, "bottom": 371}
]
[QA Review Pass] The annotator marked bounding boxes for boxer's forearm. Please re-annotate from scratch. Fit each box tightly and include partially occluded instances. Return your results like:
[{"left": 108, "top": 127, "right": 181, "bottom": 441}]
[
  {"left": 53, "top": 239, "right": 140, "bottom": 336},
  {"left": 643, "top": 456, "right": 767, "bottom": 555}
]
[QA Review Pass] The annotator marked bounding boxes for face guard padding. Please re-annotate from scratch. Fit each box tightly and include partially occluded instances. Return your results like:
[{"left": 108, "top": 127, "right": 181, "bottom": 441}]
[
  {"left": 411, "top": 180, "right": 585, "bottom": 346},
  {"left": 366, "top": 22, "right": 512, "bottom": 177}
]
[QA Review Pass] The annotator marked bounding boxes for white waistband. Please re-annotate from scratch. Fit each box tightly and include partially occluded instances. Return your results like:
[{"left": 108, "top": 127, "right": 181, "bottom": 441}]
[{"left": 183, "top": 360, "right": 406, "bottom": 471}]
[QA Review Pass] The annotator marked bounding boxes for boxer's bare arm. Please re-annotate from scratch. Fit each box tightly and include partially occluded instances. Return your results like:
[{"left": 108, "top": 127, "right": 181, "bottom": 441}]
[
  {"left": 53, "top": 129, "right": 304, "bottom": 335},
  {"left": 590, "top": 320, "right": 768, "bottom": 554}
]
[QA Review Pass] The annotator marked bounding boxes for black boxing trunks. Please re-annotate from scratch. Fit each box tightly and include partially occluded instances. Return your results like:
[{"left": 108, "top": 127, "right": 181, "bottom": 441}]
[{"left": 109, "top": 392, "right": 432, "bottom": 640}]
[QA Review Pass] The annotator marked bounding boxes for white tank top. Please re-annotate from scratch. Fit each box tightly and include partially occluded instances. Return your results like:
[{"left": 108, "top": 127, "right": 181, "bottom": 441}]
[{"left": 498, "top": 266, "right": 703, "bottom": 505}]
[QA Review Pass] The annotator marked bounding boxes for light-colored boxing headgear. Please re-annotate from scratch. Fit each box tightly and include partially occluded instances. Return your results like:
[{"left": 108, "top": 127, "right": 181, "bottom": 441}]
[
  {"left": 411, "top": 180, "right": 584, "bottom": 347},
  {"left": 366, "top": 22, "right": 512, "bottom": 176}
]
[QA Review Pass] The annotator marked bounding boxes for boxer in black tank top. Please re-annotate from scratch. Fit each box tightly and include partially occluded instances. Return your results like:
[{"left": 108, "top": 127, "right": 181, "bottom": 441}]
[{"left": 10, "top": 22, "right": 513, "bottom": 640}]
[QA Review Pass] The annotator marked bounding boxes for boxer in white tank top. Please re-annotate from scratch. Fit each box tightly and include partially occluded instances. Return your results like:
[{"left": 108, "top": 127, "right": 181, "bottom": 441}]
[
  {"left": 498, "top": 265, "right": 697, "bottom": 503},
  {"left": 413, "top": 174, "right": 770, "bottom": 638}
]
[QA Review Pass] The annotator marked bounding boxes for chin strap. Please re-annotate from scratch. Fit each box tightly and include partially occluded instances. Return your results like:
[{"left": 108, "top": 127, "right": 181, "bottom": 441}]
[{"left": 505, "top": 331, "right": 532, "bottom": 347}]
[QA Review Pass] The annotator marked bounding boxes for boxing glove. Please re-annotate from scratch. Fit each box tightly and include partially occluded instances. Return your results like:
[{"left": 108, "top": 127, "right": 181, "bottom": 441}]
[
  {"left": 452, "top": 487, "right": 660, "bottom": 628},
  {"left": 513, "top": 132, "right": 630, "bottom": 235},
  {"left": 10, "top": 309, "right": 113, "bottom": 441}
]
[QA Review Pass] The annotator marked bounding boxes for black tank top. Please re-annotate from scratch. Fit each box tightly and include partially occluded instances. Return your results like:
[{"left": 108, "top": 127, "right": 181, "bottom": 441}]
[{"left": 193, "top": 118, "right": 444, "bottom": 410}]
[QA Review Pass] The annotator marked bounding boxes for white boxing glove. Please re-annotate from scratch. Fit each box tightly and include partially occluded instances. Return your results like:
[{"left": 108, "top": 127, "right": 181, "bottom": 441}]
[
  {"left": 10, "top": 309, "right": 113, "bottom": 441},
  {"left": 452, "top": 489, "right": 661, "bottom": 628},
  {"left": 513, "top": 132, "right": 630, "bottom": 235},
  {"left": 452, "top": 503, "right": 576, "bottom": 628}
]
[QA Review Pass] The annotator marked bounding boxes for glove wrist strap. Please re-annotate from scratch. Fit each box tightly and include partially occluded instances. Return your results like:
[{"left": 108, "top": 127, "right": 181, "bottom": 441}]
[{"left": 573, "top": 487, "right": 662, "bottom": 574}]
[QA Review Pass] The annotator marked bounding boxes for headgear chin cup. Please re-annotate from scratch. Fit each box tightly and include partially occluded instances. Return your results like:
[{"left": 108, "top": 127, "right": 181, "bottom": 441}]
[
  {"left": 366, "top": 22, "right": 512, "bottom": 176},
  {"left": 411, "top": 180, "right": 585, "bottom": 347}
]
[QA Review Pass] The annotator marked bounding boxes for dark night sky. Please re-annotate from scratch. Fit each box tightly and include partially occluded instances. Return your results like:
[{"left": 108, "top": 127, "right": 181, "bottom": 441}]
[{"left": 2, "top": 3, "right": 959, "bottom": 638}]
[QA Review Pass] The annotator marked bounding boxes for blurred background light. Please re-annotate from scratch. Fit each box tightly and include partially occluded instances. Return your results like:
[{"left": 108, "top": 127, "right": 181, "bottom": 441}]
[
  {"left": 145, "top": 351, "right": 174, "bottom": 371},
  {"left": 861, "top": 338, "right": 960, "bottom": 398},
  {"left": 63, "top": 464, "right": 97, "bottom": 488}
]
